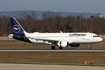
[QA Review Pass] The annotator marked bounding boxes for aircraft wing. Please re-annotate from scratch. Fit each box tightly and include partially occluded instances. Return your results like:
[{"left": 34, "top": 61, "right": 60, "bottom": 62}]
[{"left": 28, "top": 37, "right": 73, "bottom": 44}]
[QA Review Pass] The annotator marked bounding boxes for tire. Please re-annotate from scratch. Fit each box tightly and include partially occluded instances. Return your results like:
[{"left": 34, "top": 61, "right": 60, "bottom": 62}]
[
  {"left": 59, "top": 46, "right": 63, "bottom": 49},
  {"left": 51, "top": 46, "right": 55, "bottom": 49}
]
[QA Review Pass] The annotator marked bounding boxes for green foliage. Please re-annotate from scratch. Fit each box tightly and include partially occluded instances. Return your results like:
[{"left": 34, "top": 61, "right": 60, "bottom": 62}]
[{"left": 90, "top": 15, "right": 94, "bottom": 19}]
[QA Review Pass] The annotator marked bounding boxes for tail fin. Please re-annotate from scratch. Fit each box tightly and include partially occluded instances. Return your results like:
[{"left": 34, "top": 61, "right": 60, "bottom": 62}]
[
  {"left": 10, "top": 17, "right": 31, "bottom": 42},
  {"left": 10, "top": 17, "right": 25, "bottom": 35}
]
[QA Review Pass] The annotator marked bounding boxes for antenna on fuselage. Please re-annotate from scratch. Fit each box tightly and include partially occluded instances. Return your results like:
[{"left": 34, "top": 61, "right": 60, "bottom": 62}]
[{"left": 60, "top": 31, "right": 62, "bottom": 33}]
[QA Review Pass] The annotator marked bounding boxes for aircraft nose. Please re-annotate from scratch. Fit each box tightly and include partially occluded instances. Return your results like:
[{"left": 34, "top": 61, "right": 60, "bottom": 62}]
[{"left": 99, "top": 37, "right": 103, "bottom": 42}]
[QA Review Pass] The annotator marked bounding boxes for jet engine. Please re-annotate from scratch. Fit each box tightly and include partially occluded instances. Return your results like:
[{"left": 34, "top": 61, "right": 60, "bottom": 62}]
[
  {"left": 57, "top": 41, "right": 69, "bottom": 47},
  {"left": 69, "top": 44, "right": 80, "bottom": 47}
]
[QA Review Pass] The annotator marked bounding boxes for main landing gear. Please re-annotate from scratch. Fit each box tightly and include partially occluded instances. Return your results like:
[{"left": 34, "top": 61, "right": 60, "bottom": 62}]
[
  {"left": 59, "top": 46, "right": 63, "bottom": 49},
  {"left": 88, "top": 44, "right": 91, "bottom": 49},
  {"left": 51, "top": 46, "right": 63, "bottom": 49},
  {"left": 51, "top": 46, "right": 55, "bottom": 49}
]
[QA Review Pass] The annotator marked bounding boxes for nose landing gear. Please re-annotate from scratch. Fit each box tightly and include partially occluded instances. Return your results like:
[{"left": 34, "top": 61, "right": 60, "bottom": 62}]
[{"left": 88, "top": 44, "right": 91, "bottom": 49}]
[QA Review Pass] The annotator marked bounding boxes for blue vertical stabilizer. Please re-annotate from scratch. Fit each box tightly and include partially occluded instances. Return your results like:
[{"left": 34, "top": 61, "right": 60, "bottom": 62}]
[{"left": 10, "top": 17, "right": 31, "bottom": 42}]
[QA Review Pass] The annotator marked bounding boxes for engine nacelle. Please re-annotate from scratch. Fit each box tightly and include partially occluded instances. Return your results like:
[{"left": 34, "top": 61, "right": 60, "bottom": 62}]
[
  {"left": 70, "top": 44, "right": 80, "bottom": 47},
  {"left": 57, "top": 41, "right": 69, "bottom": 47}
]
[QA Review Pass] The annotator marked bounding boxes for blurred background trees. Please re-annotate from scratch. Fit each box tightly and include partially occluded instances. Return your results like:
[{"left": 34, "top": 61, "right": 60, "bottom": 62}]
[{"left": 0, "top": 11, "right": 105, "bottom": 36}]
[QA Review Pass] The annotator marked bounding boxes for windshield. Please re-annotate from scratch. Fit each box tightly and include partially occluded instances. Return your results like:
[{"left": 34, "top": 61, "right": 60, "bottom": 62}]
[{"left": 93, "top": 36, "right": 99, "bottom": 37}]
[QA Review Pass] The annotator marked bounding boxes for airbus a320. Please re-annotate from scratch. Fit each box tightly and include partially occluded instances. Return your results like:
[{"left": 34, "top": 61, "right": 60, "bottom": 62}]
[{"left": 10, "top": 17, "right": 103, "bottom": 49}]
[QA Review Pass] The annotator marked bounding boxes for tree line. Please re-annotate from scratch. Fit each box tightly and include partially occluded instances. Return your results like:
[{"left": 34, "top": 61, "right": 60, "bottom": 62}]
[{"left": 0, "top": 11, "right": 105, "bottom": 36}]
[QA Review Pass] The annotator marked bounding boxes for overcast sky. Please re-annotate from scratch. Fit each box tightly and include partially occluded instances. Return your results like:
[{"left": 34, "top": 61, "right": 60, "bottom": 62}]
[{"left": 0, "top": 0, "right": 105, "bottom": 13}]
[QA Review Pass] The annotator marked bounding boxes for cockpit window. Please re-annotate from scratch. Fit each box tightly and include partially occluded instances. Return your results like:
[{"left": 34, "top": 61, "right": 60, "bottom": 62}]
[{"left": 93, "top": 36, "right": 99, "bottom": 37}]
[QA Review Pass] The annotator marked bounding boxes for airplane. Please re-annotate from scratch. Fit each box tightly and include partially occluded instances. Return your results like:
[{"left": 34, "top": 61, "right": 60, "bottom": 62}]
[{"left": 10, "top": 17, "right": 103, "bottom": 49}]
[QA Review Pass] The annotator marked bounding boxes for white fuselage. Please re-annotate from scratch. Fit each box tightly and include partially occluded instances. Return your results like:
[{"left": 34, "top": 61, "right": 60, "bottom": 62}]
[{"left": 27, "top": 32, "right": 103, "bottom": 44}]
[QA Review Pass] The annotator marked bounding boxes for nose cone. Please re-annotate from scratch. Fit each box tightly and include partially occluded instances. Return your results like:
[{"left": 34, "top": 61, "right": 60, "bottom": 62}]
[{"left": 99, "top": 37, "right": 103, "bottom": 42}]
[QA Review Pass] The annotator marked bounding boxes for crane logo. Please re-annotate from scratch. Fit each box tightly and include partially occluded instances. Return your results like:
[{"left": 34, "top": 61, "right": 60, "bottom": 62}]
[{"left": 13, "top": 25, "right": 20, "bottom": 33}]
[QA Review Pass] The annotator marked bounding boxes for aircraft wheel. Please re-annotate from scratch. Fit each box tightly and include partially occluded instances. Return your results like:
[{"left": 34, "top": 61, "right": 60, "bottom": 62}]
[
  {"left": 51, "top": 46, "right": 55, "bottom": 49},
  {"left": 59, "top": 46, "right": 63, "bottom": 49}
]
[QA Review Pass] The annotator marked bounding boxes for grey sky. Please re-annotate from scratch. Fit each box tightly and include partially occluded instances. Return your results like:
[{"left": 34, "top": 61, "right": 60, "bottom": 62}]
[{"left": 0, "top": 0, "right": 105, "bottom": 13}]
